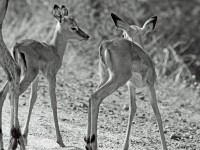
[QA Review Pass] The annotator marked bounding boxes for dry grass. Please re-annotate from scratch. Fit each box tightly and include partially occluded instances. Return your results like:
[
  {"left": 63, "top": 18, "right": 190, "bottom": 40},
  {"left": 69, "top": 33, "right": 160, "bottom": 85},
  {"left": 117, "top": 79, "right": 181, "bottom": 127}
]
[{"left": 2, "top": 0, "right": 199, "bottom": 84}]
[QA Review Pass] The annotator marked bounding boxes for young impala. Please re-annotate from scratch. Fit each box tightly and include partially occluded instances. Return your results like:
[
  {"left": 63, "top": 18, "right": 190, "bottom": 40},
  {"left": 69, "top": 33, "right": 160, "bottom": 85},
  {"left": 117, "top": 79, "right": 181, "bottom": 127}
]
[
  {"left": 0, "top": 4, "right": 89, "bottom": 149},
  {"left": 85, "top": 13, "right": 168, "bottom": 150}
]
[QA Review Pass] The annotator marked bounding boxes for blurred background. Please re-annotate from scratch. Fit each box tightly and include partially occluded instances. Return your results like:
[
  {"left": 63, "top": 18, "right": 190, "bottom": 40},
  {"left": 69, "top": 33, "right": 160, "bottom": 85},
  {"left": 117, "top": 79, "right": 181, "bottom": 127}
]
[
  {"left": 2, "top": 0, "right": 200, "bottom": 84},
  {"left": 0, "top": 0, "right": 200, "bottom": 149}
]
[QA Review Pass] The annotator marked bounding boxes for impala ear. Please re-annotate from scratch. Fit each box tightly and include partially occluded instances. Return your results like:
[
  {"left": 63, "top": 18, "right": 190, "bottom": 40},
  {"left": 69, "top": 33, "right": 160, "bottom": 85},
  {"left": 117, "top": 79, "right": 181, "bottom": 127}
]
[
  {"left": 142, "top": 16, "right": 157, "bottom": 34},
  {"left": 111, "top": 13, "right": 129, "bottom": 31},
  {"left": 61, "top": 5, "right": 68, "bottom": 16},
  {"left": 52, "top": 4, "right": 62, "bottom": 22}
]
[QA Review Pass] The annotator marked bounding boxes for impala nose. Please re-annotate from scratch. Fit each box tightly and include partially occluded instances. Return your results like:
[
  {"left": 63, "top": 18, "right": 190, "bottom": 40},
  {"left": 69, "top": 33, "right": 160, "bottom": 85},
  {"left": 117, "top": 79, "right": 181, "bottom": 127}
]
[{"left": 85, "top": 35, "right": 89, "bottom": 39}]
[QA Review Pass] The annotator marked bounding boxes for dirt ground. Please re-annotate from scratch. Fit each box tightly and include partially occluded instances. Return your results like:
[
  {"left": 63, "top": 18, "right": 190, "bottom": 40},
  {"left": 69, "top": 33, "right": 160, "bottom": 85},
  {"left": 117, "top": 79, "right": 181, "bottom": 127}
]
[{"left": 0, "top": 46, "right": 200, "bottom": 150}]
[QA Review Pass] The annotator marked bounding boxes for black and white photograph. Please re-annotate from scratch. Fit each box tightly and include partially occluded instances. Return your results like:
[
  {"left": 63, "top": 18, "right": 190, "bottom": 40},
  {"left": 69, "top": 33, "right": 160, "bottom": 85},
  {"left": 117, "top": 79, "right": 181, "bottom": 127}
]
[{"left": 0, "top": 0, "right": 199, "bottom": 149}]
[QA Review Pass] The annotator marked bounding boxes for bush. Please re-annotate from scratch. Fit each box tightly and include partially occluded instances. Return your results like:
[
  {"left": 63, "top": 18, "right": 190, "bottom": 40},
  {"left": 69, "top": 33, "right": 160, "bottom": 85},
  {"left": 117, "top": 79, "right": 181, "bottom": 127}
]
[{"left": 3, "top": 0, "right": 200, "bottom": 83}]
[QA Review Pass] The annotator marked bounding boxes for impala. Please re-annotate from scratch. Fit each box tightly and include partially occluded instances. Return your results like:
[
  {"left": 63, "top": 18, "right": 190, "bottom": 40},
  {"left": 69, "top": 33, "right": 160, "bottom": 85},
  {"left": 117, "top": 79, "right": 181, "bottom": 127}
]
[
  {"left": 0, "top": 4, "right": 89, "bottom": 149},
  {"left": 85, "top": 13, "right": 168, "bottom": 150}
]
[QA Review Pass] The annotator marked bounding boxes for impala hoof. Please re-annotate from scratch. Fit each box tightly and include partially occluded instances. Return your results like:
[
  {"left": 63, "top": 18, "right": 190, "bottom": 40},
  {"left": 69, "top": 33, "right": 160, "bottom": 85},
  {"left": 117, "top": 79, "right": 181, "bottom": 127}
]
[
  {"left": 85, "top": 145, "right": 92, "bottom": 150},
  {"left": 84, "top": 136, "right": 90, "bottom": 144},
  {"left": 84, "top": 134, "right": 95, "bottom": 144},
  {"left": 90, "top": 134, "right": 95, "bottom": 143},
  {"left": 57, "top": 140, "right": 65, "bottom": 147}
]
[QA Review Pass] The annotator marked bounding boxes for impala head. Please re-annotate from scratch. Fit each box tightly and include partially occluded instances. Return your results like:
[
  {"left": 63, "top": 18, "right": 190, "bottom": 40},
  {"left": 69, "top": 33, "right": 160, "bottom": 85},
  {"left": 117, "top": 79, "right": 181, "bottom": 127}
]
[
  {"left": 52, "top": 5, "right": 89, "bottom": 41},
  {"left": 111, "top": 13, "right": 157, "bottom": 48}
]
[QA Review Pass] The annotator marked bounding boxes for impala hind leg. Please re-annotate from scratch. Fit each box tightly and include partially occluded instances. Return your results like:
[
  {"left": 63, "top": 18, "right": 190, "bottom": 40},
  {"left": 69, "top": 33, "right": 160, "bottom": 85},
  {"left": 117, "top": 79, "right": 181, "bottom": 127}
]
[
  {"left": 22, "top": 77, "right": 39, "bottom": 145},
  {"left": 85, "top": 59, "right": 109, "bottom": 147},
  {"left": 47, "top": 75, "right": 65, "bottom": 147},
  {"left": 8, "top": 81, "right": 26, "bottom": 150},
  {"left": 8, "top": 67, "right": 38, "bottom": 150},
  {"left": 123, "top": 82, "right": 137, "bottom": 150},
  {"left": 87, "top": 73, "right": 130, "bottom": 150},
  {"left": 147, "top": 83, "right": 168, "bottom": 150}
]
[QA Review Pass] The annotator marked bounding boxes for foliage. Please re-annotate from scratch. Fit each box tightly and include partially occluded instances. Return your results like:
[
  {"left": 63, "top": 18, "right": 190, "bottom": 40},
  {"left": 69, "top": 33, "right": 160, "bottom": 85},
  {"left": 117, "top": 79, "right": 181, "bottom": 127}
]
[{"left": 2, "top": 0, "right": 200, "bottom": 84}]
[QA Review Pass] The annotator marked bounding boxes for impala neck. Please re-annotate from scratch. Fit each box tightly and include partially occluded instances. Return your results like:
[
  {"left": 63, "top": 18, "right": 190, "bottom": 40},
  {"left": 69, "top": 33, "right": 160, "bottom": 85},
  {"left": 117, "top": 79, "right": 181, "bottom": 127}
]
[
  {"left": 51, "top": 24, "right": 68, "bottom": 60},
  {"left": 138, "top": 36, "right": 145, "bottom": 49}
]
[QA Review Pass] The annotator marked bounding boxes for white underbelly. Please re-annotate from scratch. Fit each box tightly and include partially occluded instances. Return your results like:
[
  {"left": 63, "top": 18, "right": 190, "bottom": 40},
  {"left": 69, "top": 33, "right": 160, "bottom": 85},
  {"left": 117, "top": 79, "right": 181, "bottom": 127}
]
[{"left": 128, "top": 72, "right": 146, "bottom": 88}]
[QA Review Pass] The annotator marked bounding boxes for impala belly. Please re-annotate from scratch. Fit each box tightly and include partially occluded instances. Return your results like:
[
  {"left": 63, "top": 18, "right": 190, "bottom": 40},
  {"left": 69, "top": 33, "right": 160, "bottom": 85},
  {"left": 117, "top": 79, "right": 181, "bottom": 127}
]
[{"left": 129, "top": 60, "right": 149, "bottom": 88}]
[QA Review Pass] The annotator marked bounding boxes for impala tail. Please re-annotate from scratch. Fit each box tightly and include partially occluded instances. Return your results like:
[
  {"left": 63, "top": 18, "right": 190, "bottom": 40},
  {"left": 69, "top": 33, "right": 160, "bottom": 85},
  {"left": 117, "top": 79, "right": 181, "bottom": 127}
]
[{"left": 12, "top": 44, "right": 27, "bottom": 76}]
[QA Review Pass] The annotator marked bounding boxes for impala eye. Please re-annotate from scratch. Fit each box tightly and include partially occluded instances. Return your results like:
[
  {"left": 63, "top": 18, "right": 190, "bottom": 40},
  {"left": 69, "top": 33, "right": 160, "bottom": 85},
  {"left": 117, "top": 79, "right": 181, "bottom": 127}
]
[
  {"left": 71, "top": 27, "right": 77, "bottom": 31},
  {"left": 122, "top": 33, "right": 127, "bottom": 38}
]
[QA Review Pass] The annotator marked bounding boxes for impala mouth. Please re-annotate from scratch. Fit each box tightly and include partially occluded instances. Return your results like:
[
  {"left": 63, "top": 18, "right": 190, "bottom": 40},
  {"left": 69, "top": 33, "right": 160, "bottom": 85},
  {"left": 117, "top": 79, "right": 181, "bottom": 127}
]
[
  {"left": 76, "top": 28, "right": 89, "bottom": 41},
  {"left": 82, "top": 35, "right": 89, "bottom": 41}
]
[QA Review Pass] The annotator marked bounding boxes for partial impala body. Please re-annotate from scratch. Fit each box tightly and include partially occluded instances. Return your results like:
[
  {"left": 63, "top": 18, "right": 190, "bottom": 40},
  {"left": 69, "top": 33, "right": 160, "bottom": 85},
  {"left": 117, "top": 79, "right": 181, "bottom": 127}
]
[
  {"left": 0, "top": 0, "right": 26, "bottom": 149},
  {"left": 85, "top": 14, "right": 168, "bottom": 150},
  {"left": 0, "top": 4, "right": 89, "bottom": 149}
]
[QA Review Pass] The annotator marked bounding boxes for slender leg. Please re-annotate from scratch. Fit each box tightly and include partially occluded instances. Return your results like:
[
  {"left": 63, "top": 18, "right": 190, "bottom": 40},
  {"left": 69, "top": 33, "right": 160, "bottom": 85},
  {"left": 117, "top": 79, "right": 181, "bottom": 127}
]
[
  {"left": 22, "top": 77, "right": 39, "bottom": 145},
  {"left": 90, "top": 101, "right": 99, "bottom": 150},
  {"left": 47, "top": 75, "right": 65, "bottom": 147},
  {"left": 14, "top": 85, "right": 25, "bottom": 150},
  {"left": 8, "top": 91, "right": 14, "bottom": 150},
  {"left": 7, "top": 87, "right": 25, "bottom": 150},
  {"left": 89, "top": 74, "right": 130, "bottom": 150},
  {"left": 85, "top": 97, "right": 91, "bottom": 149},
  {"left": 9, "top": 81, "right": 25, "bottom": 150},
  {"left": 85, "top": 60, "right": 109, "bottom": 148},
  {"left": 0, "top": 82, "right": 9, "bottom": 150},
  {"left": 123, "top": 83, "right": 137, "bottom": 150},
  {"left": 8, "top": 67, "right": 38, "bottom": 150},
  {"left": 9, "top": 68, "right": 38, "bottom": 149},
  {"left": 16, "top": 119, "right": 25, "bottom": 150},
  {"left": 146, "top": 83, "right": 168, "bottom": 150}
]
